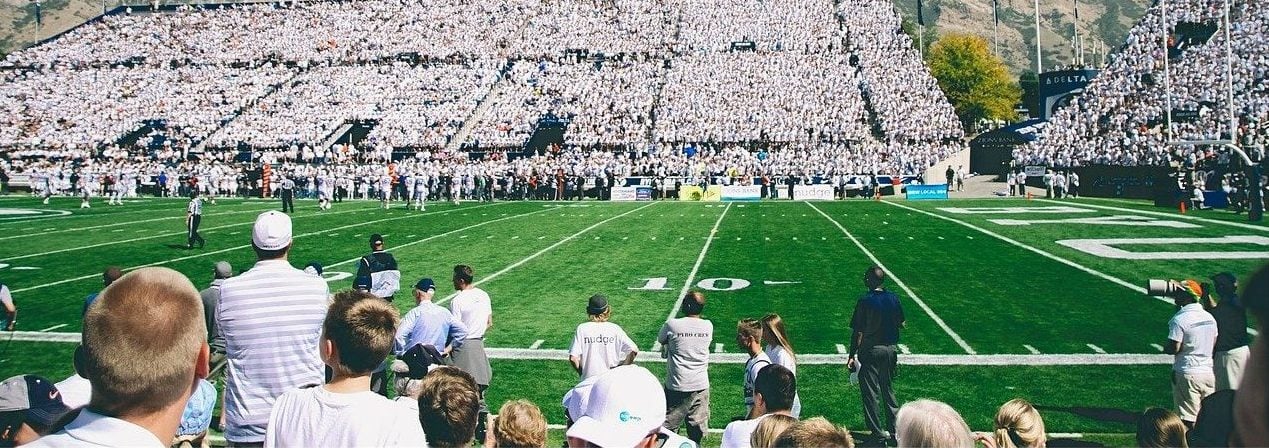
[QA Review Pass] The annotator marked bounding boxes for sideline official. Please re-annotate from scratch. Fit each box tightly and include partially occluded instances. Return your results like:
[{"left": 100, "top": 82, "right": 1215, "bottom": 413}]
[
  {"left": 848, "top": 266, "right": 905, "bottom": 446},
  {"left": 280, "top": 176, "right": 295, "bottom": 213},
  {"left": 187, "top": 191, "right": 206, "bottom": 250}
]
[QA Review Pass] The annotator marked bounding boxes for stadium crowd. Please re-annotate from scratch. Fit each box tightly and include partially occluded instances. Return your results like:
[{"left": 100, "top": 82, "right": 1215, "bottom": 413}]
[
  {"left": 0, "top": 211, "right": 1264, "bottom": 448},
  {"left": 1018, "top": 0, "right": 1269, "bottom": 168}
]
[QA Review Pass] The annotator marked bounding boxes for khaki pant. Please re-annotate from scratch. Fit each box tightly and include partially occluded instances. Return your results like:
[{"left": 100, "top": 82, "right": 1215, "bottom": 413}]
[
  {"left": 1172, "top": 371, "right": 1215, "bottom": 422},
  {"left": 1215, "top": 345, "right": 1250, "bottom": 391}
]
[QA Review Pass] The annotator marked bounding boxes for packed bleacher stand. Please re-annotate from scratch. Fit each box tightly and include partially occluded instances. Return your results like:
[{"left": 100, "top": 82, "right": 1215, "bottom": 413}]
[{"left": 1018, "top": 0, "right": 1269, "bottom": 168}]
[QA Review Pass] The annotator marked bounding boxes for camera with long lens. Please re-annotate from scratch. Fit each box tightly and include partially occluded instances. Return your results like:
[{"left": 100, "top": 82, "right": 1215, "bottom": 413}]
[{"left": 1146, "top": 279, "right": 1182, "bottom": 297}]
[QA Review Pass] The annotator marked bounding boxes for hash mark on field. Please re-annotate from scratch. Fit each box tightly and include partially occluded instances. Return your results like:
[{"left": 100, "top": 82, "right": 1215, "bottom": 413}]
[
  {"left": 112, "top": 229, "right": 123, "bottom": 232},
  {"left": 622, "top": 236, "right": 629, "bottom": 240},
  {"left": 329, "top": 234, "right": 338, "bottom": 237},
  {"left": 594, "top": 236, "right": 600, "bottom": 240},
  {"left": 511, "top": 235, "right": 519, "bottom": 239},
  {"left": 230, "top": 232, "right": 241, "bottom": 235},
  {"left": 898, "top": 344, "right": 911, "bottom": 354},
  {"left": 530, "top": 340, "right": 544, "bottom": 349},
  {"left": 651, "top": 236, "right": 657, "bottom": 240},
  {"left": 460, "top": 235, "right": 468, "bottom": 239},
  {"left": 679, "top": 237, "right": 685, "bottom": 241},
  {"left": 792, "top": 237, "right": 798, "bottom": 240},
  {"left": 1087, "top": 344, "right": 1107, "bottom": 354},
  {"left": 836, "top": 344, "right": 848, "bottom": 354},
  {"left": 39, "top": 324, "right": 67, "bottom": 332},
  {"left": 407, "top": 235, "right": 416, "bottom": 238},
  {"left": 1024, "top": 345, "right": 1041, "bottom": 355},
  {"left": 538, "top": 236, "right": 546, "bottom": 240},
  {"left": 714, "top": 343, "right": 724, "bottom": 353},
  {"left": 1151, "top": 343, "right": 1164, "bottom": 352},
  {"left": 486, "top": 235, "right": 494, "bottom": 239},
  {"left": 43, "top": 228, "right": 54, "bottom": 231},
  {"left": 765, "top": 237, "right": 770, "bottom": 241}
]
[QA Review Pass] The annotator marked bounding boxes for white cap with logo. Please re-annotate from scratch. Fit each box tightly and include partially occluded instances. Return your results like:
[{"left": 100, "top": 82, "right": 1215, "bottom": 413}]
[
  {"left": 565, "top": 365, "right": 667, "bottom": 448},
  {"left": 252, "top": 211, "right": 292, "bottom": 250}
]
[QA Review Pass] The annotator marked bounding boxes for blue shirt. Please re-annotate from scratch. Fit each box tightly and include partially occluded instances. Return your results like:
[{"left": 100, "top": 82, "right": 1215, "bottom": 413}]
[
  {"left": 395, "top": 300, "right": 468, "bottom": 355},
  {"left": 178, "top": 379, "right": 217, "bottom": 436},
  {"left": 850, "top": 289, "right": 905, "bottom": 348}
]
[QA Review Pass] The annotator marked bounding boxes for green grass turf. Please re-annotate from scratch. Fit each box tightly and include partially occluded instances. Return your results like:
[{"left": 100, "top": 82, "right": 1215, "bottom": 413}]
[{"left": 0, "top": 196, "right": 1242, "bottom": 439}]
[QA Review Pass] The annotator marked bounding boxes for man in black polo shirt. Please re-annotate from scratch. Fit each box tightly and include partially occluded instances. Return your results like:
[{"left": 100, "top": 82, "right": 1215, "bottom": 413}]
[
  {"left": 848, "top": 266, "right": 905, "bottom": 445},
  {"left": 1204, "top": 272, "right": 1249, "bottom": 391}
]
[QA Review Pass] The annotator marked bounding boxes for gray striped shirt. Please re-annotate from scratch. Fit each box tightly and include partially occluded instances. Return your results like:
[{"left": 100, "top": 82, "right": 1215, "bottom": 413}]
[
  {"left": 217, "top": 259, "right": 329, "bottom": 443},
  {"left": 187, "top": 197, "right": 202, "bottom": 215}
]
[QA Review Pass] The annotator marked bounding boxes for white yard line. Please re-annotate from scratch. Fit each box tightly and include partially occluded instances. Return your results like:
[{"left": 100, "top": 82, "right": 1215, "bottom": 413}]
[
  {"left": 652, "top": 203, "right": 731, "bottom": 350},
  {"left": 11, "top": 203, "right": 506, "bottom": 294},
  {"left": 0, "top": 204, "right": 279, "bottom": 242},
  {"left": 0, "top": 332, "right": 1176, "bottom": 366},
  {"left": 436, "top": 203, "right": 659, "bottom": 306},
  {"left": 1046, "top": 199, "right": 1269, "bottom": 232},
  {"left": 324, "top": 206, "right": 558, "bottom": 270},
  {"left": 808, "top": 202, "right": 977, "bottom": 354},
  {"left": 884, "top": 200, "right": 1261, "bottom": 337},
  {"left": 2, "top": 206, "right": 371, "bottom": 262},
  {"left": 38, "top": 324, "right": 67, "bottom": 332}
]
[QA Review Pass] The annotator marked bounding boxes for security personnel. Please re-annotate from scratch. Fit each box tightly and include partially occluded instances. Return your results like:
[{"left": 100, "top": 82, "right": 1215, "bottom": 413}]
[
  {"left": 280, "top": 176, "right": 295, "bottom": 213},
  {"left": 187, "top": 191, "right": 206, "bottom": 250},
  {"left": 355, "top": 234, "right": 401, "bottom": 301}
]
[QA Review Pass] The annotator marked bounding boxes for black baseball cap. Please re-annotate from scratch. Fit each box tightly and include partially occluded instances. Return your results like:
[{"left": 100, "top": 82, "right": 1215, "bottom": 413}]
[
  {"left": 369, "top": 234, "right": 384, "bottom": 245},
  {"left": 587, "top": 294, "right": 609, "bottom": 315},
  {"left": 414, "top": 278, "right": 436, "bottom": 292},
  {"left": 1211, "top": 272, "right": 1237, "bottom": 286},
  {"left": 0, "top": 375, "right": 72, "bottom": 433}
]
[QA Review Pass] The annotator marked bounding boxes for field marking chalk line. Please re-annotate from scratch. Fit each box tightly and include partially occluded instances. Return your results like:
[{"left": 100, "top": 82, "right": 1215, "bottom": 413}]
[
  {"left": 652, "top": 202, "right": 732, "bottom": 347},
  {"left": 12, "top": 203, "right": 507, "bottom": 294},
  {"left": 883, "top": 200, "right": 1260, "bottom": 337},
  {"left": 808, "top": 202, "right": 976, "bottom": 354},
  {"left": 436, "top": 202, "right": 659, "bottom": 306}
]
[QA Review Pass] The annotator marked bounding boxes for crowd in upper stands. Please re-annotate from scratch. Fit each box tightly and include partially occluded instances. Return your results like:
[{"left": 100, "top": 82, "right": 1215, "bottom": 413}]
[
  {"left": 1019, "top": 0, "right": 1269, "bottom": 168},
  {"left": 0, "top": 0, "right": 967, "bottom": 181}
]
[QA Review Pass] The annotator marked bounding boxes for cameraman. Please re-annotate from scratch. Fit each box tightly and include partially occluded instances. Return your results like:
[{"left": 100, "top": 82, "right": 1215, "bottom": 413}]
[
  {"left": 1162, "top": 279, "right": 1218, "bottom": 428},
  {"left": 1202, "top": 272, "right": 1249, "bottom": 391}
]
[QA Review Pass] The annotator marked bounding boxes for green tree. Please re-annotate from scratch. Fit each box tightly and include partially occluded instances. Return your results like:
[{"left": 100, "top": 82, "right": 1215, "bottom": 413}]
[{"left": 927, "top": 32, "right": 1022, "bottom": 127}]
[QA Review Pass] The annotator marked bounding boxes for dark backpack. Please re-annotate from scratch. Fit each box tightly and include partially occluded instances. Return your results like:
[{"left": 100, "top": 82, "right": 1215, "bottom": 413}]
[{"left": 398, "top": 343, "right": 445, "bottom": 379}]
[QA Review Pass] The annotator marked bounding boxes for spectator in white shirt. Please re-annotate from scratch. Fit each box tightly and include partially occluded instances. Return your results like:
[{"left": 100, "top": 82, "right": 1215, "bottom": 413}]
[
  {"left": 760, "top": 314, "right": 801, "bottom": 418},
  {"left": 720, "top": 364, "right": 798, "bottom": 448},
  {"left": 264, "top": 290, "right": 425, "bottom": 447},
  {"left": 658, "top": 291, "right": 713, "bottom": 444},
  {"left": 1163, "top": 279, "right": 1219, "bottom": 427},
  {"left": 26, "top": 268, "right": 209, "bottom": 448},
  {"left": 447, "top": 265, "right": 493, "bottom": 431},
  {"left": 568, "top": 294, "right": 638, "bottom": 380}
]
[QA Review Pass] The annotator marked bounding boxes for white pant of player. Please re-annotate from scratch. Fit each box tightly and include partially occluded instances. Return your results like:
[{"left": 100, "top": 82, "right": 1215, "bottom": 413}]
[{"left": 1215, "top": 345, "right": 1250, "bottom": 391}]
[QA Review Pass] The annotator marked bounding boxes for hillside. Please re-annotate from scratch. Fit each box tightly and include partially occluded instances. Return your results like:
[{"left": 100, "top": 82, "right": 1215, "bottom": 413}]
[
  {"left": 0, "top": 0, "right": 1150, "bottom": 76},
  {"left": 893, "top": 0, "right": 1151, "bottom": 74}
]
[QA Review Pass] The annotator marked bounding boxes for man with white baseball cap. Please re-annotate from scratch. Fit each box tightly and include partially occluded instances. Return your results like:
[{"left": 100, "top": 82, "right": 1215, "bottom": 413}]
[
  {"left": 565, "top": 365, "right": 696, "bottom": 448},
  {"left": 218, "top": 211, "right": 329, "bottom": 446}
]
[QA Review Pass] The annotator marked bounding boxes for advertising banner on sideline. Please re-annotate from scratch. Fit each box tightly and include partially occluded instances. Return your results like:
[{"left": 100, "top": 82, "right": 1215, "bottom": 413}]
[
  {"left": 793, "top": 184, "right": 834, "bottom": 201},
  {"left": 906, "top": 184, "right": 949, "bottom": 200},
  {"left": 721, "top": 185, "right": 762, "bottom": 201}
]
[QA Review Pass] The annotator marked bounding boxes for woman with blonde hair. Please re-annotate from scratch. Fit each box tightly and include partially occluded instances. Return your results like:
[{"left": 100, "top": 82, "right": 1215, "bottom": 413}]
[
  {"left": 1136, "top": 407, "right": 1188, "bottom": 448},
  {"left": 760, "top": 313, "right": 801, "bottom": 417},
  {"left": 485, "top": 400, "right": 547, "bottom": 448},
  {"left": 974, "top": 399, "right": 1046, "bottom": 448},
  {"left": 749, "top": 414, "right": 798, "bottom": 448}
]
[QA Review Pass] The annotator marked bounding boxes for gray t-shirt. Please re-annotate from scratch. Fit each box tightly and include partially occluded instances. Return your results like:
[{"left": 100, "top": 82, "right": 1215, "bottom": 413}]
[{"left": 658, "top": 317, "right": 713, "bottom": 392}]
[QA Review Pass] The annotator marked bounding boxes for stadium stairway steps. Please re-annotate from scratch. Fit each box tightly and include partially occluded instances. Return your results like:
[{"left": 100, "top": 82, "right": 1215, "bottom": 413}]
[
  {"left": 445, "top": 79, "right": 508, "bottom": 152},
  {"left": 321, "top": 122, "right": 357, "bottom": 150}
]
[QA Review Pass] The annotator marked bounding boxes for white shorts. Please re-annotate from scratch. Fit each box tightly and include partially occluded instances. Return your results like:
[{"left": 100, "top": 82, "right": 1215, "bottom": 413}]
[
  {"left": 1215, "top": 345, "right": 1250, "bottom": 391},
  {"left": 1172, "top": 371, "right": 1215, "bottom": 422}
]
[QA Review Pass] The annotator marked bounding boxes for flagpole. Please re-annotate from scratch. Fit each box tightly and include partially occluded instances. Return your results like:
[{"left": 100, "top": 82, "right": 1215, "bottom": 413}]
[
  {"left": 1033, "top": 0, "right": 1043, "bottom": 74},
  {"left": 993, "top": 0, "right": 1000, "bottom": 56},
  {"left": 1074, "top": 0, "right": 1081, "bottom": 65}
]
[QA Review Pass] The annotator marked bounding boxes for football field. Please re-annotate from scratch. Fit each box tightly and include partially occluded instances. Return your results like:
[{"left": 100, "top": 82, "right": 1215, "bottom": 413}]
[{"left": 0, "top": 194, "right": 1262, "bottom": 442}]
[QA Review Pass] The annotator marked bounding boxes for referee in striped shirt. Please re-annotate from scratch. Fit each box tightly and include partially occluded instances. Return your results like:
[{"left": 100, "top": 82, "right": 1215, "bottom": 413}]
[{"left": 187, "top": 191, "right": 206, "bottom": 250}]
